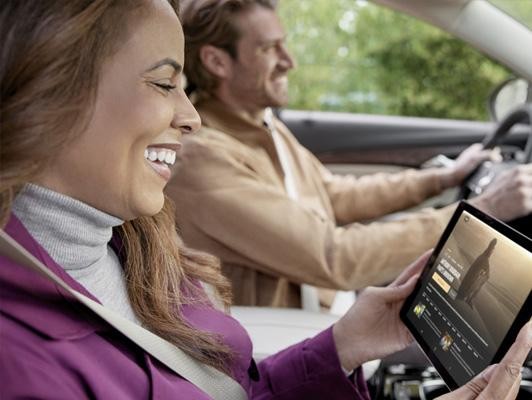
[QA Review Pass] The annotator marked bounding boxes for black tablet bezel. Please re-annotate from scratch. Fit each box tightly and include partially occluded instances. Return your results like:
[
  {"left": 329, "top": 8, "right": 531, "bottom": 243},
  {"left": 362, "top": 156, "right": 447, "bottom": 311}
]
[{"left": 399, "top": 201, "right": 532, "bottom": 390}]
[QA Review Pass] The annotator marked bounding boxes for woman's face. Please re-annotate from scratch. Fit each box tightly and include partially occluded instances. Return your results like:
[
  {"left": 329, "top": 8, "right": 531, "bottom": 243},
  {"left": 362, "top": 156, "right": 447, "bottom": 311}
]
[{"left": 37, "top": 0, "right": 200, "bottom": 220}]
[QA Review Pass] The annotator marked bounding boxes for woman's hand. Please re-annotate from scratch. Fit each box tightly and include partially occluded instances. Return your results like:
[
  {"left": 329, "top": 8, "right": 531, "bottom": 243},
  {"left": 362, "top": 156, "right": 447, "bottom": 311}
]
[
  {"left": 436, "top": 320, "right": 532, "bottom": 400},
  {"left": 332, "top": 251, "right": 431, "bottom": 371}
]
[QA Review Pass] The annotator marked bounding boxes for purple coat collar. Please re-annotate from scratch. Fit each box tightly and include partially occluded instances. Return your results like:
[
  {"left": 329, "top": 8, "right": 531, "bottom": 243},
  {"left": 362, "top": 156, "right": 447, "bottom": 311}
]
[{"left": 1, "top": 214, "right": 109, "bottom": 339}]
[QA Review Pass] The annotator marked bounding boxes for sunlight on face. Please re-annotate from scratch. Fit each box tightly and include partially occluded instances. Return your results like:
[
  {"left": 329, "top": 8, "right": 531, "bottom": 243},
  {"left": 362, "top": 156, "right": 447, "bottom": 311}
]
[
  {"left": 227, "top": 6, "right": 295, "bottom": 113},
  {"left": 37, "top": 0, "right": 200, "bottom": 220}
]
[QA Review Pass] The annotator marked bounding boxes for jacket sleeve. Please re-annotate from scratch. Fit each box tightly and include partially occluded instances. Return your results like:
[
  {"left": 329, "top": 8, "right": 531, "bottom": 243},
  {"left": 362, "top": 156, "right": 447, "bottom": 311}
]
[
  {"left": 298, "top": 145, "right": 446, "bottom": 225},
  {"left": 168, "top": 136, "right": 456, "bottom": 290},
  {"left": 276, "top": 120, "right": 447, "bottom": 225},
  {"left": 251, "top": 326, "right": 370, "bottom": 399}
]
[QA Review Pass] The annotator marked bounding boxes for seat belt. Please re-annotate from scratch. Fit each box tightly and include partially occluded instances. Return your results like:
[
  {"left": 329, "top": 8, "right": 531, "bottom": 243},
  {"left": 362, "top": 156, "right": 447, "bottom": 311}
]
[
  {"left": 263, "top": 108, "right": 321, "bottom": 312},
  {"left": 264, "top": 110, "right": 358, "bottom": 314},
  {"left": 0, "top": 229, "right": 247, "bottom": 400}
]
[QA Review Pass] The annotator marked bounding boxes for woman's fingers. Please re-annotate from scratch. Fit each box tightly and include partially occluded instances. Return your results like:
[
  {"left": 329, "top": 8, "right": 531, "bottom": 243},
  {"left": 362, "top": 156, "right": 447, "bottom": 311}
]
[
  {"left": 378, "top": 273, "right": 420, "bottom": 303},
  {"left": 503, "top": 374, "right": 522, "bottom": 400},
  {"left": 482, "top": 320, "right": 531, "bottom": 399},
  {"left": 435, "top": 321, "right": 531, "bottom": 400},
  {"left": 436, "top": 368, "right": 491, "bottom": 400}
]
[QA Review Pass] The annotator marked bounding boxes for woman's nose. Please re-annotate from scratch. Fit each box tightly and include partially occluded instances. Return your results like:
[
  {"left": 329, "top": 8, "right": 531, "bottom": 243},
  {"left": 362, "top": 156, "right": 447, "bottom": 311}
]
[{"left": 172, "top": 91, "right": 201, "bottom": 135}]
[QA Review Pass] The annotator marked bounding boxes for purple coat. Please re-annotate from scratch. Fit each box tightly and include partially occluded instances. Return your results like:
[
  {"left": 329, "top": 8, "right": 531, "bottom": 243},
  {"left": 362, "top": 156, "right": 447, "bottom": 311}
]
[{"left": 0, "top": 215, "right": 370, "bottom": 399}]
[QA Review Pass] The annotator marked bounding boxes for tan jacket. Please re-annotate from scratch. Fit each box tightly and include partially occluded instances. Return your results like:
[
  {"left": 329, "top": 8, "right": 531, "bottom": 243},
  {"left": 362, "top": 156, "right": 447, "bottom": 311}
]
[{"left": 167, "top": 96, "right": 456, "bottom": 308}]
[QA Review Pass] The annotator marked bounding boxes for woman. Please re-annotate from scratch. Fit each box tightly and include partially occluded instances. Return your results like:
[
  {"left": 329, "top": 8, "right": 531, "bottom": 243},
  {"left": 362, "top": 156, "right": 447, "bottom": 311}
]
[{"left": 0, "top": 1, "right": 529, "bottom": 399}]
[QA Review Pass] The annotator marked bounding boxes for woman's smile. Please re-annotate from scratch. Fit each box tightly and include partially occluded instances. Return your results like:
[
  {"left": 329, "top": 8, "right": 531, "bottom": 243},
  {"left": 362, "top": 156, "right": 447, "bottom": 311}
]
[{"left": 144, "top": 143, "right": 181, "bottom": 182}]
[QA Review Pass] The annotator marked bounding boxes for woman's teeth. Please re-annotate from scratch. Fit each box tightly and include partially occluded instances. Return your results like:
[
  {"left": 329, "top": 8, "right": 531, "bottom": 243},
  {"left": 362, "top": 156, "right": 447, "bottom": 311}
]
[{"left": 144, "top": 148, "right": 176, "bottom": 166}]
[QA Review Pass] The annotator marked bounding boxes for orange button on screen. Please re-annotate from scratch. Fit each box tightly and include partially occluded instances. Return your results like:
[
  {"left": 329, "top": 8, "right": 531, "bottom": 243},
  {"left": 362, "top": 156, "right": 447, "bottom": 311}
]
[{"left": 432, "top": 272, "right": 451, "bottom": 293}]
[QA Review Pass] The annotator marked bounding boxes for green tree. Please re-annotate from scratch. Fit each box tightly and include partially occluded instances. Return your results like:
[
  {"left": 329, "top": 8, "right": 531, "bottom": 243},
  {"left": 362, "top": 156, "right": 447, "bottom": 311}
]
[{"left": 279, "top": 0, "right": 511, "bottom": 120}]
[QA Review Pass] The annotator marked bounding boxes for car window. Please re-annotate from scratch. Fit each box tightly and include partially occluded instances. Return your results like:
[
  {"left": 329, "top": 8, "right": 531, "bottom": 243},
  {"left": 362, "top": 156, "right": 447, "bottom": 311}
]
[
  {"left": 489, "top": 0, "right": 532, "bottom": 30},
  {"left": 279, "top": 0, "right": 510, "bottom": 121}
]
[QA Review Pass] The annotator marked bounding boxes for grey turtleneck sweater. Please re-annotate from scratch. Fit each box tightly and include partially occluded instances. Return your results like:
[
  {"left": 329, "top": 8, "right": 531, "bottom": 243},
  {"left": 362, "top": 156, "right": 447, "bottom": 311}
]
[{"left": 12, "top": 184, "right": 141, "bottom": 324}]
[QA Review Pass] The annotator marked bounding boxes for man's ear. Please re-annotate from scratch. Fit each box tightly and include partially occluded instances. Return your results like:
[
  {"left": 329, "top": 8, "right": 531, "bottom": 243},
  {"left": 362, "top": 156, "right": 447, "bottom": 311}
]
[{"left": 199, "top": 45, "right": 233, "bottom": 79}]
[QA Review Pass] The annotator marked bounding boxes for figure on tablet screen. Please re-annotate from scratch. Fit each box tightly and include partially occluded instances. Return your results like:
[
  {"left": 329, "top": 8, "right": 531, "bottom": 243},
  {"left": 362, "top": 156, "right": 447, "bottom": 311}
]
[{"left": 458, "top": 238, "right": 497, "bottom": 306}]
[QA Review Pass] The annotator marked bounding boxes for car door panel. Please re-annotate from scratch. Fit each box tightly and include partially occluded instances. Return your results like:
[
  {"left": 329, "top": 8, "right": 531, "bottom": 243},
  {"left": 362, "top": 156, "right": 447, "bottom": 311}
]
[{"left": 279, "top": 109, "right": 529, "bottom": 168}]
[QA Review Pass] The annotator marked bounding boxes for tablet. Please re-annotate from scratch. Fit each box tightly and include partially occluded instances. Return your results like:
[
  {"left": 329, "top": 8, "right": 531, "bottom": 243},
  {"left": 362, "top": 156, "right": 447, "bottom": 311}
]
[{"left": 400, "top": 201, "right": 532, "bottom": 390}]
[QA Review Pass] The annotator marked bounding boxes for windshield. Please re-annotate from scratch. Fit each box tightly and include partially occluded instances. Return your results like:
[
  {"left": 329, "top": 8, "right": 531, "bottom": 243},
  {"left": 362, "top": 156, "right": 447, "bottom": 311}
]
[{"left": 489, "top": 0, "right": 532, "bottom": 30}]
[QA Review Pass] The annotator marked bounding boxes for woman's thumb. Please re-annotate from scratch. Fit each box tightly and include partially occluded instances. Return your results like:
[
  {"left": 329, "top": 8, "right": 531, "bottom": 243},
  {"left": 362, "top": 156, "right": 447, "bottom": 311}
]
[{"left": 381, "top": 274, "right": 419, "bottom": 302}]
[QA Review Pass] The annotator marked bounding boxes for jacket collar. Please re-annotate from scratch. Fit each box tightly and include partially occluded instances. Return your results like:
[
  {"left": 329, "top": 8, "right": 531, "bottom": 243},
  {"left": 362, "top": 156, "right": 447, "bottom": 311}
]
[
  {"left": 1, "top": 215, "right": 109, "bottom": 339},
  {"left": 194, "top": 93, "right": 276, "bottom": 147}
]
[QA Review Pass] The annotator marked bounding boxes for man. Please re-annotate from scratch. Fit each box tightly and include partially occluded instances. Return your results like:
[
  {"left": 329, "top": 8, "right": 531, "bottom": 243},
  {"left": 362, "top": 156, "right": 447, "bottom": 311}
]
[{"left": 167, "top": 0, "right": 532, "bottom": 308}]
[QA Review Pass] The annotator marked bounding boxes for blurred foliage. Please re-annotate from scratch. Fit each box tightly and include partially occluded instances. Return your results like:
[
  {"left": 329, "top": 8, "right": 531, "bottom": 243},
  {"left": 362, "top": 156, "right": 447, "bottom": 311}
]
[{"left": 278, "top": 0, "right": 514, "bottom": 120}]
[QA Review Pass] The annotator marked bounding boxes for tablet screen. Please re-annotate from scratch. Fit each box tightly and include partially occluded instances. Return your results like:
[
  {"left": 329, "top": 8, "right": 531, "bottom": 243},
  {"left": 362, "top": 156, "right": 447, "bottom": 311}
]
[{"left": 401, "top": 202, "right": 532, "bottom": 389}]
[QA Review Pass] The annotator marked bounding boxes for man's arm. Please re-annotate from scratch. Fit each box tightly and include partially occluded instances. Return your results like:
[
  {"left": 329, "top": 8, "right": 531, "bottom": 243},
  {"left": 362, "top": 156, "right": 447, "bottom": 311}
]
[
  {"left": 168, "top": 136, "right": 455, "bottom": 290},
  {"left": 317, "top": 160, "right": 446, "bottom": 224},
  {"left": 310, "top": 142, "right": 495, "bottom": 224}
]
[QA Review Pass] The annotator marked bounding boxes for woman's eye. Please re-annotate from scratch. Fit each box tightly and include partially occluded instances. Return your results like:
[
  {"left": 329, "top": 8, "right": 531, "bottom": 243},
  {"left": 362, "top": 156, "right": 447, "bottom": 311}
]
[{"left": 153, "top": 82, "right": 177, "bottom": 92}]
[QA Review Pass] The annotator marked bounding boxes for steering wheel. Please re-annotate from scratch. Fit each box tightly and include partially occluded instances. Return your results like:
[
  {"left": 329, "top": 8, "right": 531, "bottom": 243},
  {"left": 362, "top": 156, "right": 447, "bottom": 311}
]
[{"left": 458, "top": 104, "right": 532, "bottom": 238}]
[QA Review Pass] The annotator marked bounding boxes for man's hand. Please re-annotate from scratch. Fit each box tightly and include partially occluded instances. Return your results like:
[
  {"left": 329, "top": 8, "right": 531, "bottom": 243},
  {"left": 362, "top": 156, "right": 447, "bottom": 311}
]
[
  {"left": 439, "top": 144, "right": 501, "bottom": 189},
  {"left": 436, "top": 320, "right": 532, "bottom": 400},
  {"left": 471, "top": 164, "right": 532, "bottom": 221},
  {"left": 332, "top": 251, "right": 431, "bottom": 371}
]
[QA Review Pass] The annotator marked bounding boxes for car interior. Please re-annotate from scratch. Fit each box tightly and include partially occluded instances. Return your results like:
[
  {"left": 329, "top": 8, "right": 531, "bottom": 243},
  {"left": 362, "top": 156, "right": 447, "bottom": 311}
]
[
  {"left": 4, "top": 0, "right": 530, "bottom": 398},
  {"left": 232, "top": 0, "right": 532, "bottom": 398}
]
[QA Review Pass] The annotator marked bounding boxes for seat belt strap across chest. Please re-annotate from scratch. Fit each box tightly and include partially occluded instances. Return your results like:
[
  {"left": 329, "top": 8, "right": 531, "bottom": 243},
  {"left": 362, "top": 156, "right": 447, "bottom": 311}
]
[
  {"left": 0, "top": 229, "right": 247, "bottom": 400},
  {"left": 263, "top": 108, "right": 321, "bottom": 312}
]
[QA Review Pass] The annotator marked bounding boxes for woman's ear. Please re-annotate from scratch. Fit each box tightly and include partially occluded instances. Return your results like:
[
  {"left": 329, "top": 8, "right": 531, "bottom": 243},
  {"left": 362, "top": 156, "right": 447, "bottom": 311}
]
[{"left": 199, "top": 44, "right": 233, "bottom": 79}]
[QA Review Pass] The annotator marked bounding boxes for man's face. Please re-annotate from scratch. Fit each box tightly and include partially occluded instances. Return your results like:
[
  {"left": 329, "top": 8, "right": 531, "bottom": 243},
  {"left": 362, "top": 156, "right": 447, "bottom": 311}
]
[{"left": 225, "top": 6, "right": 295, "bottom": 112}]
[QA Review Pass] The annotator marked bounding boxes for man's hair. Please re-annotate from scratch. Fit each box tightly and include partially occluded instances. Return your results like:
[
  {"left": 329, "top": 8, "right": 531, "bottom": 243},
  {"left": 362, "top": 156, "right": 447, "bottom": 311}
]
[{"left": 180, "top": 0, "right": 277, "bottom": 94}]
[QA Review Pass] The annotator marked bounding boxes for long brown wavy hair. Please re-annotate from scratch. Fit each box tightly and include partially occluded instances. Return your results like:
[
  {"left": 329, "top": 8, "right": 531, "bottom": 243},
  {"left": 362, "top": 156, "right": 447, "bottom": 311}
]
[
  {"left": 0, "top": 0, "right": 233, "bottom": 374},
  {"left": 180, "top": 0, "right": 277, "bottom": 94}
]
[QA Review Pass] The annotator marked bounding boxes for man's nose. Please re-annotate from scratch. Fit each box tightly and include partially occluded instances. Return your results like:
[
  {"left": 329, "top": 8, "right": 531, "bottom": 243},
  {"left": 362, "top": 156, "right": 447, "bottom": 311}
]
[{"left": 278, "top": 44, "right": 296, "bottom": 70}]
